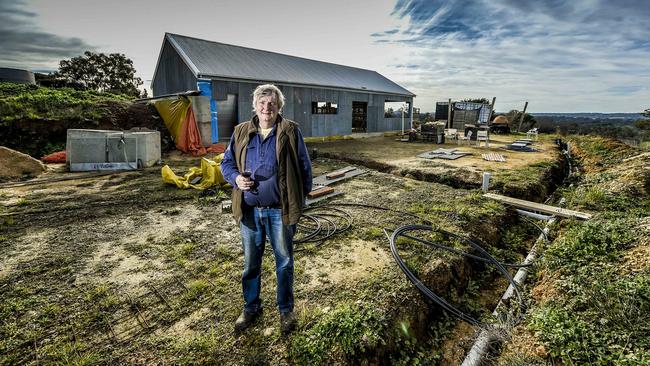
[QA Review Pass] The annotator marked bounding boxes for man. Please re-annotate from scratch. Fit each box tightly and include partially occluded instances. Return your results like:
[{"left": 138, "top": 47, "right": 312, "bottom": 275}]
[{"left": 221, "top": 84, "right": 312, "bottom": 334}]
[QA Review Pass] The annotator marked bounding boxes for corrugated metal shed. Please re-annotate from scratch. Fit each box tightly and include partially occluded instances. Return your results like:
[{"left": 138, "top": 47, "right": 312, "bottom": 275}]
[{"left": 157, "top": 33, "right": 414, "bottom": 97}]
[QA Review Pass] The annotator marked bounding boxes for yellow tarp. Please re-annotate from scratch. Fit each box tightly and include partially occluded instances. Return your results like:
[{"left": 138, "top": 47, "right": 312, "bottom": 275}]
[
  {"left": 154, "top": 97, "right": 190, "bottom": 141},
  {"left": 161, "top": 154, "right": 230, "bottom": 190}
]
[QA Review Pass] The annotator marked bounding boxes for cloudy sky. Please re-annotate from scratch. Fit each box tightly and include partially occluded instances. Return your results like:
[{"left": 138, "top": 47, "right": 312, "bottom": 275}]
[{"left": 1, "top": 0, "right": 648, "bottom": 113}]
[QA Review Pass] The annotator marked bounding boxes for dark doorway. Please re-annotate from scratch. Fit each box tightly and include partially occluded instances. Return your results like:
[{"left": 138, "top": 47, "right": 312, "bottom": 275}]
[{"left": 352, "top": 101, "right": 367, "bottom": 133}]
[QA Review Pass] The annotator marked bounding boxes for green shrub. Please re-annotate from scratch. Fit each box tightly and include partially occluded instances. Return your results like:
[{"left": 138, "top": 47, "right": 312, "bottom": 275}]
[
  {"left": 544, "top": 217, "right": 635, "bottom": 273},
  {"left": 0, "top": 82, "right": 131, "bottom": 121},
  {"left": 530, "top": 274, "right": 650, "bottom": 364},
  {"left": 291, "top": 303, "right": 386, "bottom": 365}
]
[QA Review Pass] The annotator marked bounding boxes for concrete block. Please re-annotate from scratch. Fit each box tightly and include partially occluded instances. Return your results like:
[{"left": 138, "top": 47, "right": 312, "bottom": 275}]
[
  {"left": 190, "top": 96, "right": 212, "bottom": 122},
  {"left": 66, "top": 129, "right": 161, "bottom": 171}
]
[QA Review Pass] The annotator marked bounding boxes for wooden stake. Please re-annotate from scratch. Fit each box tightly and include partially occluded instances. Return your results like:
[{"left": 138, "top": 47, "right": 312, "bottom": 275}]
[
  {"left": 517, "top": 101, "right": 528, "bottom": 132},
  {"left": 447, "top": 98, "right": 452, "bottom": 128},
  {"left": 488, "top": 97, "right": 496, "bottom": 122}
]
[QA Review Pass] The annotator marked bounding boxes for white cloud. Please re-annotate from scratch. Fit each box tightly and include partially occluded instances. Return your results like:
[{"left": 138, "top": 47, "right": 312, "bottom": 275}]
[{"left": 4, "top": 0, "right": 649, "bottom": 112}]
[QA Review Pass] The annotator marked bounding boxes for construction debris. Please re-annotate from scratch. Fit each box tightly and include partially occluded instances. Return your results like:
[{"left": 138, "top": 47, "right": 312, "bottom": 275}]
[
  {"left": 503, "top": 143, "right": 538, "bottom": 152},
  {"left": 305, "top": 191, "right": 344, "bottom": 206},
  {"left": 482, "top": 153, "right": 506, "bottom": 162},
  {"left": 313, "top": 166, "right": 366, "bottom": 186},
  {"left": 308, "top": 185, "right": 335, "bottom": 199},
  {"left": 326, "top": 167, "right": 356, "bottom": 180},
  {"left": 305, "top": 166, "right": 367, "bottom": 205},
  {"left": 417, "top": 148, "right": 471, "bottom": 160}
]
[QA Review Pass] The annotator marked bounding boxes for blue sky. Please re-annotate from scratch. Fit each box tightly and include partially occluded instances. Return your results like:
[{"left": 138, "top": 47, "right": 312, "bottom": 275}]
[{"left": 1, "top": 0, "right": 648, "bottom": 113}]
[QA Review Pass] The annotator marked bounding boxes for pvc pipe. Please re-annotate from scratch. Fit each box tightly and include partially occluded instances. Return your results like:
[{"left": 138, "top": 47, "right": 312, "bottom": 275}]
[
  {"left": 515, "top": 209, "right": 553, "bottom": 221},
  {"left": 462, "top": 216, "right": 556, "bottom": 365},
  {"left": 482, "top": 172, "right": 491, "bottom": 193}
]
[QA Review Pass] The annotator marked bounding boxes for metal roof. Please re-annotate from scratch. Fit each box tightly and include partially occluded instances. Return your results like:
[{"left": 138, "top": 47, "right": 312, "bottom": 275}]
[{"left": 162, "top": 33, "right": 415, "bottom": 97}]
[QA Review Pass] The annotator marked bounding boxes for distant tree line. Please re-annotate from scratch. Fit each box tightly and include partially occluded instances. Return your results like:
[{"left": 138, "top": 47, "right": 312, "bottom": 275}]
[
  {"left": 36, "top": 51, "right": 144, "bottom": 98},
  {"left": 535, "top": 110, "right": 649, "bottom": 143}
]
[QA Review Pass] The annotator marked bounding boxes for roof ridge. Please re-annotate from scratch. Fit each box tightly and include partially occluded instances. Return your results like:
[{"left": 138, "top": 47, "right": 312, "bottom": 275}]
[{"left": 166, "top": 32, "right": 381, "bottom": 74}]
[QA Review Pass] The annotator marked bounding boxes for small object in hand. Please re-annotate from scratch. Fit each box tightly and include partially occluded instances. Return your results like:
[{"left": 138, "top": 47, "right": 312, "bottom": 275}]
[{"left": 242, "top": 171, "right": 252, "bottom": 178}]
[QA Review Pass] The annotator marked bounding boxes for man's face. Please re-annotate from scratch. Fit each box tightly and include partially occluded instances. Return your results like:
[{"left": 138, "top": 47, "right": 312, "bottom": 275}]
[{"left": 255, "top": 95, "right": 279, "bottom": 124}]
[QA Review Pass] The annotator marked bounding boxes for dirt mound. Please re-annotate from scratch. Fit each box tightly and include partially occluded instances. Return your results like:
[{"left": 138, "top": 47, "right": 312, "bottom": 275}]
[
  {"left": 0, "top": 146, "right": 46, "bottom": 181},
  {"left": 0, "top": 102, "right": 173, "bottom": 158}
]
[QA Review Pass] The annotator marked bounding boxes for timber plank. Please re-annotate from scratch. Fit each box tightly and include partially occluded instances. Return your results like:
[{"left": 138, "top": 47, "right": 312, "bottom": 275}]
[{"left": 483, "top": 193, "right": 592, "bottom": 220}]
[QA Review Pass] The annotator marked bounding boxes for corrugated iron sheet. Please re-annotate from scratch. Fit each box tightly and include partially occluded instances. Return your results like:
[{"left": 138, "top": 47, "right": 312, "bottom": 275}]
[{"left": 166, "top": 33, "right": 414, "bottom": 97}]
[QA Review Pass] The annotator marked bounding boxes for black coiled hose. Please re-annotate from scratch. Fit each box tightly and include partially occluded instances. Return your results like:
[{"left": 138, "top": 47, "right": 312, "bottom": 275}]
[{"left": 387, "top": 224, "right": 524, "bottom": 328}]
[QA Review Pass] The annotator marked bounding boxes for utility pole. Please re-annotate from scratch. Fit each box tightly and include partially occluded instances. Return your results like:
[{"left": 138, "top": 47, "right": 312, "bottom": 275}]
[
  {"left": 517, "top": 101, "right": 528, "bottom": 132},
  {"left": 447, "top": 98, "right": 452, "bottom": 128}
]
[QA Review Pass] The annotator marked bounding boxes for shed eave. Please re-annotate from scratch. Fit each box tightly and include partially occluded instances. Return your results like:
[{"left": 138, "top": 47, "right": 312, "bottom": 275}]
[{"left": 199, "top": 74, "right": 415, "bottom": 97}]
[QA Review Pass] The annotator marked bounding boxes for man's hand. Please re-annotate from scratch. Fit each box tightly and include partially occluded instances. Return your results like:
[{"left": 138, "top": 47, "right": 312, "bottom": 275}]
[{"left": 235, "top": 174, "right": 254, "bottom": 191}]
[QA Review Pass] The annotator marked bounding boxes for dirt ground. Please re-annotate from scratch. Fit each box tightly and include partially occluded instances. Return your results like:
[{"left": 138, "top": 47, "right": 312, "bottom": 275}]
[
  {"left": 309, "top": 134, "right": 557, "bottom": 173},
  {"left": 0, "top": 138, "right": 555, "bottom": 365}
]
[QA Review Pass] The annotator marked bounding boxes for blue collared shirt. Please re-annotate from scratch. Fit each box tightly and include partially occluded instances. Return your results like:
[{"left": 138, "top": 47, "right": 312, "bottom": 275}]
[{"left": 221, "top": 117, "right": 312, "bottom": 207}]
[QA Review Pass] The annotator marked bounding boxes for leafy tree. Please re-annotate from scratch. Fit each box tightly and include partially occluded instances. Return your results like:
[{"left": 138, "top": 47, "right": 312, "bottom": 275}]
[
  {"left": 505, "top": 109, "right": 537, "bottom": 131},
  {"left": 643, "top": 108, "right": 650, "bottom": 118},
  {"left": 55, "top": 51, "right": 143, "bottom": 97},
  {"left": 634, "top": 119, "right": 650, "bottom": 130}
]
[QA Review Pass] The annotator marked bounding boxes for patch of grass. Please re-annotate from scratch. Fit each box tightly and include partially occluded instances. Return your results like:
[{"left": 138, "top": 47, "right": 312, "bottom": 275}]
[
  {"left": 562, "top": 183, "right": 639, "bottom": 212},
  {"left": 170, "top": 325, "right": 222, "bottom": 365},
  {"left": 0, "top": 82, "right": 132, "bottom": 121},
  {"left": 195, "top": 189, "right": 227, "bottom": 206},
  {"left": 530, "top": 273, "right": 650, "bottom": 364},
  {"left": 183, "top": 279, "right": 210, "bottom": 301},
  {"left": 491, "top": 160, "right": 561, "bottom": 200},
  {"left": 359, "top": 226, "right": 386, "bottom": 241},
  {"left": 544, "top": 217, "right": 635, "bottom": 274},
  {"left": 390, "top": 313, "right": 456, "bottom": 365},
  {"left": 456, "top": 191, "right": 508, "bottom": 223},
  {"left": 180, "top": 242, "right": 195, "bottom": 257},
  {"left": 290, "top": 302, "right": 387, "bottom": 365}
]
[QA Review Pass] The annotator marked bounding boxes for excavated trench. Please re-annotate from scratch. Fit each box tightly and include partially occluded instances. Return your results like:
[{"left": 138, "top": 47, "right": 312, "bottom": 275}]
[{"left": 317, "top": 142, "right": 571, "bottom": 363}]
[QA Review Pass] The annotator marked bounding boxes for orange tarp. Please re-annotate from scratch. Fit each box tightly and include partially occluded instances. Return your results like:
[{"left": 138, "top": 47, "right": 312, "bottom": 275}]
[{"left": 154, "top": 97, "right": 225, "bottom": 157}]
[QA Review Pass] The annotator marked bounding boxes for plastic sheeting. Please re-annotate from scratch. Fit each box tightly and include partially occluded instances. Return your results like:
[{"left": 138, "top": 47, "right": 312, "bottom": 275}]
[
  {"left": 161, "top": 155, "right": 230, "bottom": 190},
  {"left": 154, "top": 96, "right": 226, "bottom": 156}
]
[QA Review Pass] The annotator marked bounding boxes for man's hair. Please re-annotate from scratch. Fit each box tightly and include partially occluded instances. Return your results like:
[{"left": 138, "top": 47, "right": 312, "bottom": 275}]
[{"left": 252, "top": 84, "right": 285, "bottom": 113}]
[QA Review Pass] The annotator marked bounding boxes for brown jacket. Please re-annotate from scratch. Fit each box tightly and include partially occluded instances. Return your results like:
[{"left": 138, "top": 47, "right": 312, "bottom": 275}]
[{"left": 230, "top": 116, "right": 306, "bottom": 225}]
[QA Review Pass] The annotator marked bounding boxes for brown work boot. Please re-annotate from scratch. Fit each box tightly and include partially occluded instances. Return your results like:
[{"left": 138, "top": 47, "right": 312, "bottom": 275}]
[
  {"left": 234, "top": 309, "right": 261, "bottom": 332},
  {"left": 280, "top": 311, "right": 297, "bottom": 334}
]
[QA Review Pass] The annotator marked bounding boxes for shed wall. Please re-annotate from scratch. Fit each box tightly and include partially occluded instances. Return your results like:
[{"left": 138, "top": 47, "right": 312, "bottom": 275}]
[
  {"left": 210, "top": 79, "right": 411, "bottom": 138},
  {"left": 152, "top": 41, "right": 197, "bottom": 96}
]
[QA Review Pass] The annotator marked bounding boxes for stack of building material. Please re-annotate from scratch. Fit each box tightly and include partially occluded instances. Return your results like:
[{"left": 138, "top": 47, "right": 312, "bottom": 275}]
[
  {"left": 482, "top": 153, "right": 506, "bottom": 162},
  {"left": 306, "top": 166, "right": 367, "bottom": 205}
]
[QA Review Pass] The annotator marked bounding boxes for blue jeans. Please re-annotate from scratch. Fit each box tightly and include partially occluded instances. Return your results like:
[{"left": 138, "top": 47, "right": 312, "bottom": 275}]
[{"left": 240, "top": 207, "right": 296, "bottom": 313}]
